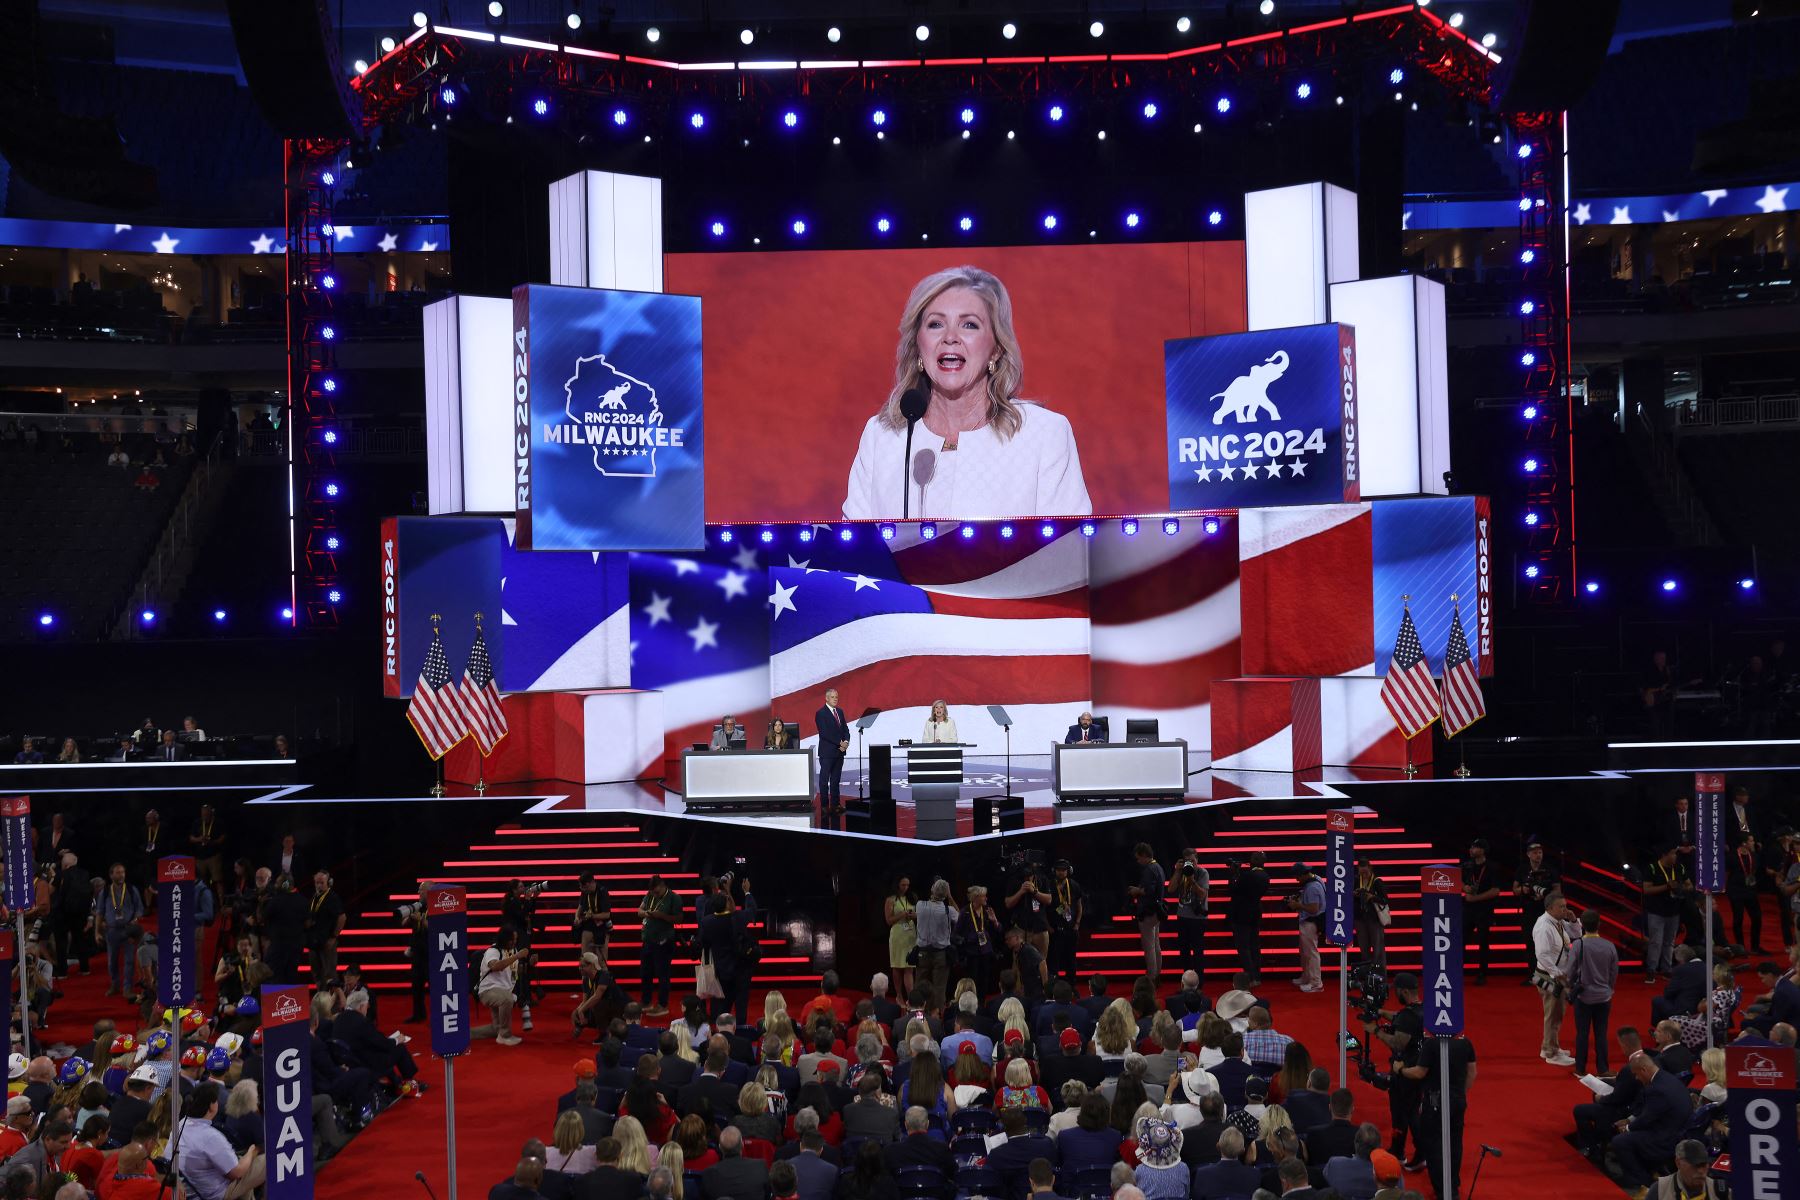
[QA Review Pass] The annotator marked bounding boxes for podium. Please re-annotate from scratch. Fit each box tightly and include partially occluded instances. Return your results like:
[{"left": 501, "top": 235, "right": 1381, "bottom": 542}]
[{"left": 907, "top": 743, "right": 963, "bottom": 841}]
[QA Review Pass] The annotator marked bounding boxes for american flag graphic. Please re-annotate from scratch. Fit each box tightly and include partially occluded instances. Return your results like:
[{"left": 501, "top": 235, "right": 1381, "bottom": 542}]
[
  {"left": 1438, "top": 602, "right": 1486, "bottom": 736},
  {"left": 1379, "top": 605, "right": 1441, "bottom": 737},
  {"left": 459, "top": 625, "right": 510, "bottom": 755},
  {"left": 407, "top": 625, "right": 469, "bottom": 760}
]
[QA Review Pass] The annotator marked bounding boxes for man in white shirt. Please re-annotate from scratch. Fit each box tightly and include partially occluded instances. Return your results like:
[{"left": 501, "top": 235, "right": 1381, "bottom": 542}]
[
  {"left": 1531, "top": 890, "right": 1580, "bottom": 1066},
  {"left": 176, "top": 1082, "right": 264, "bottom": 1199},
  {"left": 473, "top": 926, "right": 528, "bottom": 1046}
]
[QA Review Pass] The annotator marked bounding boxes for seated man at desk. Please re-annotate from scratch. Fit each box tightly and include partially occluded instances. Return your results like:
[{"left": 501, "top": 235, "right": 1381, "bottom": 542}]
[
  {"left": 709, "top": 715, "right": 746, "bottom": 750},
  {"left": 921, "top": 700, "right": 959, "bottom": 743},
  {"left": 1064, "top": 712, "right": 1107, "bottom": 744}
]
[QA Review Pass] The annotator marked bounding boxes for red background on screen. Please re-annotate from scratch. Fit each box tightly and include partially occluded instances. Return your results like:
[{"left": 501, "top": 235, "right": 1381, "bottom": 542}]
[{"left": 664, "top": 241, "right": 1246, "bottom": 522}]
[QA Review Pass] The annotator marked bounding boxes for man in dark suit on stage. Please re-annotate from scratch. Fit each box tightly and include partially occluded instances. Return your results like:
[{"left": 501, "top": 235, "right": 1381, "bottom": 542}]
[
  {"left": 815, "top": 688, "right": 851, "bottom": 814},
  {"left": 1063, "top": 712, "right": 1106, "bottom": 743}
]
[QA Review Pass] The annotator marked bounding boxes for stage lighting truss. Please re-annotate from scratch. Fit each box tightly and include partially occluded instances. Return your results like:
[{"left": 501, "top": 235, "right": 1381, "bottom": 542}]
[
  {"left": 285, "top": 138, "right": 347, "bottom": 629},
  {"left": 1510, "top": 109, "right": 1570, "bottom": 604},
  {"left": 348, "top": 7, "right": 1499, "bottom": 139}
]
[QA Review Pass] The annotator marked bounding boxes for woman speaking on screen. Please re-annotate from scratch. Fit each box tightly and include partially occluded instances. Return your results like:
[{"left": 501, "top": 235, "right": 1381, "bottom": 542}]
[{"left": 843, "top": 266, "right": 1092, "bottom": 520}]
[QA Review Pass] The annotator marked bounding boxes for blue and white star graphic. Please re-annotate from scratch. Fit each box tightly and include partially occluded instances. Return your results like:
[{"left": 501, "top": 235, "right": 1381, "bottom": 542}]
[
  {"left": 1755, "top": 185, "right": 1789, "bottom": 214},
  {"left": 151, "top": 232, "right": 180, "bottom": 254},
  {"left": 250, "top": 233, "right": 274, "bottom": 254}
]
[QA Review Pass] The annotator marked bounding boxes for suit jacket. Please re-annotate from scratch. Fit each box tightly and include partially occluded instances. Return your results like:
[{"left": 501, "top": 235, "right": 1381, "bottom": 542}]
[
  {"left": 699, "top": 893, "right": 759, "bottom": 982},
  {"left": 988, "top": 1134, "right": 1058, "bottom": 1200},
  {"left": 1179, "top": 1119, "right": 1225, "bottom": 1167},
  {"left": 1209, "top": 1059, "right": 1256, "bottom": 1108},
  {"left": 1191, "top": 1159, "right": 1264, "bottom": 1200},
  {"left": 1076, "top": 995, "right": 1112, "bottom": 1023},
  {"left": 1032, "top": 1003, "right": 1095, "bottom": 1040},
  {"left": 572, "top": 1104, "right": 614, "bottom": 1145},
  {"left": 678, "top": 1073, "right": 742, "bottom": 1121},
  {"left": 1663, "top": 959, "right": 1707, "bottom": 1014},
  {"left": 701, "top": 1155, "right": 769, "bottom": 1200},
  {"left": 574, "top": 1166, "right": 646, "bottom": 1200},
  {"left": 797, "top": 1051, "right": 850, "bottom": 1086},
  {"left": 153, "top": 743, "right": 189, "bottom": 762},
  {"left": 1063, "top": 723, "right": 1107, "bottom": 744},
  {"left": 1305, "top": 1119, "right": 1358, "bottom": 1165},
  {"left": 334, "top": 1008, "right": 401, "bottom": 1074},
  {"left": 841, "top": 1099, "right": 901, "bottom": 1143},
  {"left": 792, "top": 1150, "right": 840, "bottom": 1200},
  {"left": 1166, "top": 990, "right": 1211, "bottom": 1021},
  {"left": 659, "top": 1056, "right": 698, "bottom": 1092},
  {"left": 871, "top": 996, "right": 902, "bottom": 1028},
  {"left": 1629, "top": 1070, "right": 1691, "bottom": 1151},
  {"left": 778, "top": 1141, "right": 840, "bottom": 1166},
  {"left": 1284, "top": 1089, "right": 1333, "bottom": 1135},
  {"left": 816, "top": 705, "right": 851, "bottom": 760},
  {"left": 1041, "top": 1052, "right": 1106, "bottom": 1097},
  {"left": 883, "top": 1133, "right": 956, "bottom": 1179}
]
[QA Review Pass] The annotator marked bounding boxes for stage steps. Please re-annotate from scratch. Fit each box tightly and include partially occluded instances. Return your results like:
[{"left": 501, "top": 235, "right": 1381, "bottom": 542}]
[
  {"left": 1076, "top": 804, "right": 1646, "bottom": 979},
  {"left": 334, "top": 819, "right": 817, "bottom": 994}
]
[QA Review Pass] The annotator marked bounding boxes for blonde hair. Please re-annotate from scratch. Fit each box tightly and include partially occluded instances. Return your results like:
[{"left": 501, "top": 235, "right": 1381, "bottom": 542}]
[
  {"left": 879, "top": 266, "right": 1026, "bottom": 439},
  {"left": 225, "top": 1080, "right": 259, "bottom": 1120},
  {"left": 614, "top": 1115, "right": 651, "bottom": 1174},
  {"left": 554, "top": 1109, "right": 586, "bottom": 1155},
  {"left": 1003, "top": 1058, "right": 1033, "bottom": 1088},
  {"left": 738, "top": 1080, "right": 768, "bottom": 1118},
  {"left": 1002, "top": 1013, "right": 1030, "bottom": 1048},
  {"left": 767, "top": 1012, "right": 796, "bottom": 1059},
  {"left": 1095, "top": 1003, "right": 1134, "bottom": 1056},
  {"left": 1702, "top": 1047, "right": 1726, "bottom": 1087},
  {"left": 670, "top": 1023, "right": 700, "bottom": 1064},
  {"left": 995, "top": 997, "right": 1026, "bottom": 1029},
  {"left": 1258, "top": 1103, "right": 1294, "bottom": 1144},
  {"left": 763, "top": 991, "right": 788, "bottom": 1026},
  {"left": 661, "top": 1144, "right": 686, "bottom": 1200},
  {"left": 953, "top": 978, "right": 978, "bottom": 1006},
  {"left": 931, "top": 700, "right": 949, "bottom": 720}
]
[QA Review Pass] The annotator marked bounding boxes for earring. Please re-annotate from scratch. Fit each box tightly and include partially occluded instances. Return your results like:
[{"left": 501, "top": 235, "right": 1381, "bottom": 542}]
[
  {"left": 987, "top": 359, "right": 997, "bottom": 375},
  {"left": 918, "top": 360, "right": 927, "bottom": 372}
]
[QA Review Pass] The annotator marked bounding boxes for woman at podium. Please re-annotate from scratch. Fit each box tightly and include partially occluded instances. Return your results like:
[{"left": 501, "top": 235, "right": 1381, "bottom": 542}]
[{"left": 921, "top": 700, "right": 959, "bottom": 744}]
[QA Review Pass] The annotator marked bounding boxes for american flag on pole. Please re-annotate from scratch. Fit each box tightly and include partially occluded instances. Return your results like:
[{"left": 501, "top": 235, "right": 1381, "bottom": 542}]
[
  {"left": 459, "top": 623, "right": 509, "bottom": 755},
  {"left": 1439, "top": 601, "right": 1487, "bottom": 736},
  {"left": 407, "top": 624, "right": 468, "bottom": 760},
  {"left": 1380, "top": 603, "right": 1441, "bottom": 737}
]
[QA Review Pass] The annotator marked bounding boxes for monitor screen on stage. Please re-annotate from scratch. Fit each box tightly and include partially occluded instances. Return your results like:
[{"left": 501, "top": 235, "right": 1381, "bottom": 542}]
[{"left": 664, "top": 241, "right": 1245, "bottom": 524}]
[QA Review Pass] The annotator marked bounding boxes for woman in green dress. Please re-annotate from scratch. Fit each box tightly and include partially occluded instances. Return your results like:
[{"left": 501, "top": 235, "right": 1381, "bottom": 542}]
[{"left": 886, "top": 874, "right": 918, "bottom": 999}]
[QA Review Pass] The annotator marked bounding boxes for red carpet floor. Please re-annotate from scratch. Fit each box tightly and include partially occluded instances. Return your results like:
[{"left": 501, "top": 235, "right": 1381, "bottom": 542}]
[{"left": 309, "top": 969, "right": 1688, "bottom": 1200}]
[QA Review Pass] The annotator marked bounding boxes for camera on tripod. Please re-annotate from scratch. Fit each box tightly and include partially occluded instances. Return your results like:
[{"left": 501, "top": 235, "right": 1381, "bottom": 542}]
[{"left": 1347, "top": 962, "right": 1389, "bottom": 1023}]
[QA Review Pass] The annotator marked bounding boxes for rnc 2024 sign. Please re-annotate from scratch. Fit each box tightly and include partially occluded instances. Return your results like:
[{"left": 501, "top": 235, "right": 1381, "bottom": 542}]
[
  {"left": 1165, "top": 323, "right": 1360, "bottom": 510},
  {"left": 512, "top": 283, "right": 704, "bottom": 551}
]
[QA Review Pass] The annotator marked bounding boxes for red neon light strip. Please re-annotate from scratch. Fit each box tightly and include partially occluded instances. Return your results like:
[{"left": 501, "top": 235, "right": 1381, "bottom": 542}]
[
  {"left": 1167, "top": 42, "right": 1223, "bottom": 59},
  {"left": 439, "top": 857, "right": 678, "bottom": 867},
  {"left": 466, "top": 843, "right": 675, "bottom": 852},
  {"left": 564, "top": 46, "right": 621, "bottom": 61},
  {"left": 1228, "top": 813, "right": 1335, "bottom": 821},
  {"left": 1212, "top": 827, "right": 1410, "bottom": 836},
  {"left": 491, "top": 827, "right": 642, "bottom": 835},
  {"left": 1047, "top": 55, "right": 1108, "bottom": 64},
  {"left": 985, "top": 56, "right": 1046, "bottom": 65},
  {"left": 1353, "top": 5, "right": 1417, "bottom": 21},
  {"left": 1576, "top": 860, "right": 1631, "bottom": 885},
  {"left": 1288, "top": 18, "right": 1350, "bottom": 34},
  {"left": 624, "top": 55, "right": 679, "bottom": 69},
  {"left": 860, "top": 59, "right": 921, "bottom": 68},
  {"left": 1110, "top": 53, "right": 1172, "bottom": 63},
  {"left": 922, "top": 58, "right": 984, "bottom": 66},
  {"left": 1187, "top": 842, "right": 1435, "bottom": 852},
  {"left": 1226, "top": 31, "right": 1284, "bottom": 46}
]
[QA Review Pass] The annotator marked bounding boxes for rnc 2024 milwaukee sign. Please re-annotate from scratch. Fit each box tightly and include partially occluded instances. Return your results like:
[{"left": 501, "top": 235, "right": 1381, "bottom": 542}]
[
  {"left": 512, "top": 283, "right": 704, "bottom": 551},
  {"left": 1165, "top": 323, "right": 1359, "bottom": 510}
]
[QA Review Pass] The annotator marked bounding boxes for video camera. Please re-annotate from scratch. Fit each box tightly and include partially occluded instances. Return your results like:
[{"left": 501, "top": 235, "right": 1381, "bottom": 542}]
[{"left": 1346, "top": 963, "right": 1395, "bottom": 1090}]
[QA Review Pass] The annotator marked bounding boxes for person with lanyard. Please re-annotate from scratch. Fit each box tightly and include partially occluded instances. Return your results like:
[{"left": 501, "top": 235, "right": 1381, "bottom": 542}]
[
  {"left": 1404, "top": 1032, "right": 1477, "bottom": 1200},
  {"left": 1362, "top": 973, "right": 1426, "bottom": 1170},
  {"left": 134, "top": 810, "right": 165, "bottom": 904},
  {"left": 305, "top": 871, "right": 345, "bottom": 987},
  {"left": 188, "top": 804, "right": 226, "bottom": 894},
  {"left": 1353, "top": 856, "right": 1390, "bottom": 970},
  {"left": 1460, "top": 841, "right": 1500, "bottom": 987},
  {"left": 97, "top": 861, "right": 144, "bottom": 999},
  {"left": 913, "top": 879, "right": 957, "bottom": 1010},
  {"left": 637, "top": 874, "right": 679, "bottom": 1017},
  {"left": 574, "top": 873, "right": 614, "bottom": 962},
  {"left": 1514, "top": 837, "right": 1562, "bottom": 986},
  {"left": 1170, "top": 853, "right": 1209, "bottom": 979},
  {"left": 1531, "top": 891, "right": 1580, "bottom": 1067},
  {"left": 1287, "top": 863, "right": 1327, "bottom": 994},
  {"left": 1127, "top": 843, "right": 1167, "bottom": 983},
  {"left": 403, "top": 883, "right": 431, "bottom": 1023},
  {"left": 1005, "top": 865, "right": 1052, "bottom": 961},
  {"left": 1641, "top": 845, "right": 1691, "bottom": 984},
  {"left": 1652, "top": 1138, "right": 1725, "bottom": 1200},
  {"left": 1047, "top": 860, "right": 1085, "bottom": 985},
  {"left": 955, "top": 886, "right": 1004, "bottom": 999},
  {"left": 1727, "top": 834, "right": 1767, "bottom": 951}
]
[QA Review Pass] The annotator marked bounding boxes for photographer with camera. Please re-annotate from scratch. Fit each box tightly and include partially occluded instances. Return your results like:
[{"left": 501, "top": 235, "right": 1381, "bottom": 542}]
[
  {"left": 1515, "top": 838, "right": 1562, "bottom": 965},
  {"left": 399, "top": 884, "right": 430, "bottom": 1024},
  {"left": 1461, "top": 841, "right": 1500, "bottom": 987},
  {"left": 1170, "top": 854, "right": 1210, "bottom": 979},
  {"left": 1284, "top": 863, "right": 1325, "bottom": 994},
  {"left": 1047, "top": 860, "right": 1085, "bottom": 985},
  {"left": 1224, "top": 853, "right": 1269, "bottom": 987},
  {"left": 1641, "top": 845, "right": 1692, "bottom": 984},
  {"left": 1353, "top": 856, "right": 1389, "bottom": 970},
  {"left": 638, "top": 875, "right": 680, "bottom": 1016},
  {"left": 574, "top": 873, "right": 615, "bottom": 963},
  {"left": 502, "top": 879, "right": 549, "bottom": 1031},
  {"left": 1005, "top": 862, "right": 1052, "bottom": 961},
  {"left": 1359, "top": 970, "right": 1426, "bottom": 1170},
  {"left": 473, "top": 925, "right": 531, "bottom": 1046},
  {"left": 1531, "top": 891, "right": 1580, "bottom": 1067},
  {"left": 1126, "top": 844, "right": 1167, "bottom": 982}
]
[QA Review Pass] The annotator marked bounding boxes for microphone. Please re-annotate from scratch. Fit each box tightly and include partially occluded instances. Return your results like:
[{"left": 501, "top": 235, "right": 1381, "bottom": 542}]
[
  {"left": 1480, "top": 1145, "right": 1503, "bottom": 1157},
  {"left": 899, "top": 385, "right": 928, "bottom": 519},
  {"left": 416, "top": 1170, "right": 440, "bottom": 1200}
]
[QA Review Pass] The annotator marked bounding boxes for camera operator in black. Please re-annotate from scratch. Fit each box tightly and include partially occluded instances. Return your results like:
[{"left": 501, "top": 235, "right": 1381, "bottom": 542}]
[
  {"left": 1460, "top": 842, "right": 1500, "bottom": 987},
  {"left": 1407, "top": 1031, "right": 1477, "bottom": 1199},
  {"left": 1225, "top": 852, "right": 1269, "bottom": 985},
  {"left": 1171, "top": 853, "right": 1210, "bottom": 978},
  {"left": 501, "top": 879, "right": 546, "bottom": 1031},
  {"left": 573, "top": 873, "right": 614, "bottom": 960},
  {"left": 1046, "top": 860, "right": 1084, "bottom": 984},
  {"left": 1361, "top": 971, "right": 1426, "bottom": 1169},
  {"left": 1513, "top": 837, "right": 1561, "bottom": 980},
  {"left": 1005, "top": 860, "right": 1053, "bottom": 961},
  {"left": 403, "top": 883, "right": 430, "bottom": 1023}
]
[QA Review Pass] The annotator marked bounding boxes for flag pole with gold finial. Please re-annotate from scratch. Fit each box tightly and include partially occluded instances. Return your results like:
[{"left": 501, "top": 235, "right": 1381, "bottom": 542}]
[
  {"left": 429, "top": 613, "right": 447, "bottom": 797},
  {"left": 1450, "top": 594, "right": 1471, "bottom": 779},
  {"left": 1401, "top": 594, "right": 1418, "bottom": 778}
]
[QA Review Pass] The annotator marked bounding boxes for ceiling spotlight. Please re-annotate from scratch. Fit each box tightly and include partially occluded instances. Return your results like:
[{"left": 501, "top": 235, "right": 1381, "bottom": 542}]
[
  {"left": 1125, "top": 211, "right": 1140, "bottom": 228},
  {"left": 1260, "top": 0, "right": 1276, "bottom": 14},
  {"left": 871, "top": 109, "right": 887, "bottom": 127},
  {"left": 1202, "top": 517, "right": 1220, "bottom": 535},
  {"left": 1177, "top": 16, "right": 1192, "bottom": 33},
  {"left": 1002, "top": 23, "right": 1017, "bottom": 39},
  {"left": 612, "top": 108, "right": 627, "bottom": 125},
  {"left": 564, "top": 11, "right": 581, "bottom": 30},
  {"left": 740, "top": 29, "right": 754, "bottom": 45},
  {"left": 1142, "top": 101, "right": 1158, "bottom": 119},
  {"left": 413, "top": 11, "right": 427, "bottom": 28},
  {"left": 1042, "top": 214, "right": 1058, "bottom": 231},
  {"left": 915, "top": 24, "right": 929, "bottom": 41},
  {"left": 1049, "top": 104, "right": 1065, "bottom": 122},
  {"left": 1296, "top": 81, "right": 1312, "bottom": 99},
  {"left": 1089, "top": 21, "right": 1104, "bottom": 37},
  {"left": 1482, "top": 32, "right": 1498, "bottom": 47},
  {"left": 1208, "top": 210, "right": 1224, "bottom": 226},
  {"left": 783, "top": 110, "right": 798, "bottom": 128},
  {"left": 1660, "top": 578, "right": 1678, "bottom": 592},
  {"left": 876, "top": 216, "right": 891, "bottom": 234},
  {"left": 960, "top": 107, "right": 975, "bottom": 125},
  {"left": 1389, "top": 67, "right": 1405, "bottom": 85},
  {"left": 1096, "top": 130, "right": 1106, "bottom": 140},
  {"left": 487, "top": 1, "right": 504, "bottom": 18},
  {"left": 1449, "top": 12, "right": 1464, "bottom": 28},
  {"left": 958, "top": 215, "right": 974, "bottom": 232},
  {"left": 645, "top": 26, "right": 660, "bottom": 42},
  {"left": 690, "top": 112, "right": 705, "bottom": 129},
  {"left": 791, "top": 219, "right": 807, "bottom": 236},
  {"left": 1584, "top": 581, "right": 1600, "bottom": 595},
  {"left": 709, "top": 221, "right": 725, "bottom": 238},
  {"left": 379, "top": 36, "right": 396, "bottom": 52},
  {"left": 1216, "top": 96, "right": 1232, "bottom": 113},
  {"left": 353, "top": 59, "right": 369, "bottom": 74},
  {"left": 827, "top": 26, "right": 841, "bottom": 43}
]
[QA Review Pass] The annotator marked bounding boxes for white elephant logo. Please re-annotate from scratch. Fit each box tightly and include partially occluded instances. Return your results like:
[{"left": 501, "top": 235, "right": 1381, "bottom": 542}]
[{"left": 1210, "top": 350, "right": 1288, "bottom": 424}]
